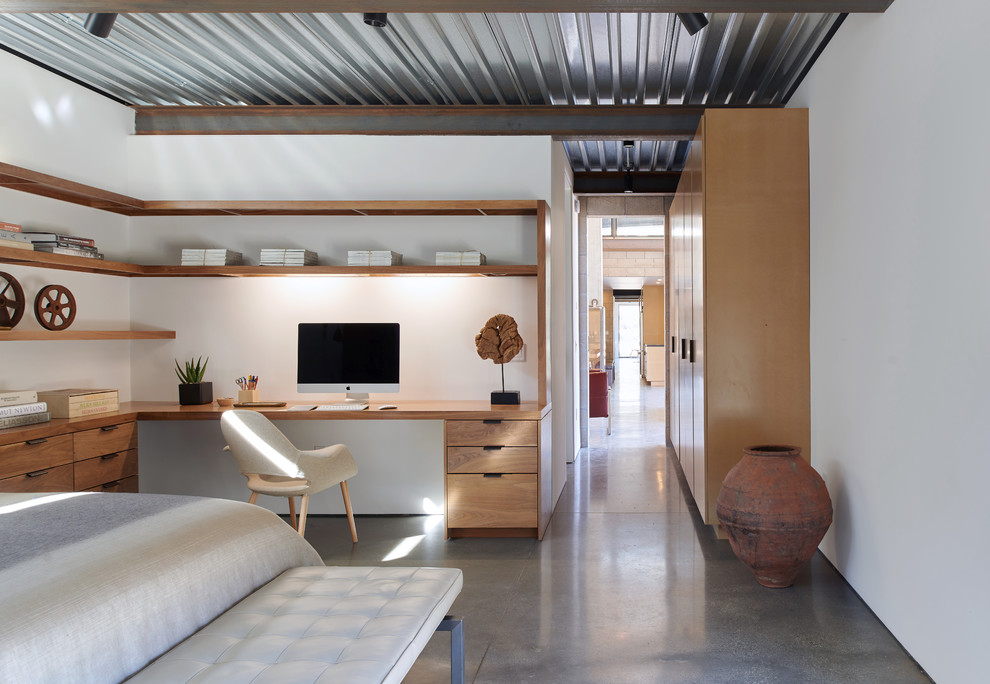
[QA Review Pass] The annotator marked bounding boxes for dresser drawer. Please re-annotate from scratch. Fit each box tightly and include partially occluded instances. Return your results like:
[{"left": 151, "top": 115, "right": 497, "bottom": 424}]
[
  {"left": 74, "top": 448, "right": 139, "bottom": 491},
  {"left": 0, "top": 463, "right": 74, "bottom": 493},
  {"left": 83, "top": 474, "right": 139, "bottom": 493},
  {"left": 446, "top": 473, "right": 537, "bottom": 528},
  {"left": 0, "top": 433, "right": 73, "bottom": 480},
  {"left": 446, "top": 446, "right": 537, "bottom": 474},
  {"left": 445, "top": 420, "right": 538, "bottom": 447},
  {"left": 73, "top": 422, "right": 138, "bottom": 460}
]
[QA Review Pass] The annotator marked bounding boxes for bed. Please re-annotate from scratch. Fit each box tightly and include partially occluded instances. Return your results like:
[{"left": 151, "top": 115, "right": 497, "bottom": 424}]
[{"left": 0, "top": 491, "right": 324, "bottom": 683}]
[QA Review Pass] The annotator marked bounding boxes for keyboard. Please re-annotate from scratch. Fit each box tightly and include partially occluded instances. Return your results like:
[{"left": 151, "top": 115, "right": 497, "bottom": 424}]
[{"left": 316, "top": 403, "right": 369, "bottom": 411}]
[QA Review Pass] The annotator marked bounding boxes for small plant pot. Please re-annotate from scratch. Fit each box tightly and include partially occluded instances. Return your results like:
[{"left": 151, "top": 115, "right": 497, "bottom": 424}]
[{"left": 178, "top": 382, "right": 213, "bottom": 406}]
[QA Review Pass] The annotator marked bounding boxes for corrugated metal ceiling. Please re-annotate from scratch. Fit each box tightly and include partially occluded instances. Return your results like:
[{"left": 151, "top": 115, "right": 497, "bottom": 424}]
[{"left": 0, "top": 11, "right": 843, "bottom": 173}]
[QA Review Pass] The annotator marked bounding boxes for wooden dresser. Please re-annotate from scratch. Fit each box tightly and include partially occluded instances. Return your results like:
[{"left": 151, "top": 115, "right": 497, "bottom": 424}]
[{"left": 0, "top": 417, "right": 138, "bottom": 494}]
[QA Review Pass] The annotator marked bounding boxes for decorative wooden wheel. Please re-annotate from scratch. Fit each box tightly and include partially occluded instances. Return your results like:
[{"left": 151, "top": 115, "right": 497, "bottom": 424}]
[
  {"left": 34, "top": 284, "right": 77, "bottom": 331},
  {"left": 0, "top": 271, "right": 26, "bottom": 329}
]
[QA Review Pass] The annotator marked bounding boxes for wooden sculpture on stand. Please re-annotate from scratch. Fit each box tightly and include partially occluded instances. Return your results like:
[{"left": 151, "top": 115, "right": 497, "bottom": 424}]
[{"left": 475, "top": 313, "right": 524, "bottom": 405}]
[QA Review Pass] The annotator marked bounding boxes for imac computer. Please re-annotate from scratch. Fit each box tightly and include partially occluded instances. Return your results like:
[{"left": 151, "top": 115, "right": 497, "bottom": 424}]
[{"left": 297, "top": 323, "right": 400, "bottom": 407}]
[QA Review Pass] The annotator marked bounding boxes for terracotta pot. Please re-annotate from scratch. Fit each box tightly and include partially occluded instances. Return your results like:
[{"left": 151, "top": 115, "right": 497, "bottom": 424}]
[{"left": 716, "top": 445, "right": 832, "bottom": 588}]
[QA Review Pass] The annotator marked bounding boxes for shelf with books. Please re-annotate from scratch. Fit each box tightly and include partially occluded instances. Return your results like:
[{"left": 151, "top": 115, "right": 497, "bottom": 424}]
[{"left": 0, "top": 330, "right": 175, "bottom": 341}]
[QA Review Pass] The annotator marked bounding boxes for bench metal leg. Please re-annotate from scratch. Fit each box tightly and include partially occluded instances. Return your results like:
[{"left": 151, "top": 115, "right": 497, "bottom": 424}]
[{"left": 436, "top": 615, "right": 465, "bottom": 684}]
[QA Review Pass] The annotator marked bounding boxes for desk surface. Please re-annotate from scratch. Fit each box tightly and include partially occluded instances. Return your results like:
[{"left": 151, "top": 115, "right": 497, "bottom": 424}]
[{"left": 0, "top": 400, "right": 550, "bottom": 445}]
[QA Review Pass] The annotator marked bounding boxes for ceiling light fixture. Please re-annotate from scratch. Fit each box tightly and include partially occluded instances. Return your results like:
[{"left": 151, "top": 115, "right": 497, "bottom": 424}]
[
  {"left": 676, "top": 13, "right": 709, "bottom": 36},
  {"left": 363, "top": 13, "right": 388, "bottom": 28},
  {"left": 622, "top": 140, "right": 634, "bottom": 194},
  {"left": 84, "top": 13, "right": 117, "bottom": 38}
]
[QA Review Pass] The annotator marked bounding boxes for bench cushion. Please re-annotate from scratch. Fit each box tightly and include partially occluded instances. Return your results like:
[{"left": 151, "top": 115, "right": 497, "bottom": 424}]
[{"left": 129, "top": 566, "right": 463, "bottom": 684}]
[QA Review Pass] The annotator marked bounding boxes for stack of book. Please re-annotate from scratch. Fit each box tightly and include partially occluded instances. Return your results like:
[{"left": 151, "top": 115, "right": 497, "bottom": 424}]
[
  {"left": 0, "top": 390, "right": 51, "bottom": 429},
  {"left": 181, "top": 248, "right": 243, "bottom": 266},
  {"left": 260, "top": 248, "right": 319, "bottom": 266},
  {"left": 347, "top": 250, "right": 403, "bottom": 266},
  {"left": 0, "top": 225, "right": 33, "bottom": 252},
  {"left": 23, "top": 231, "right": 104, "bottom": 259},
  {"left": 436, "top": 250, "right": 487, "bottom": 266},
  {"left": 36, "top": 388, "right": 119, "bottom": 418}
]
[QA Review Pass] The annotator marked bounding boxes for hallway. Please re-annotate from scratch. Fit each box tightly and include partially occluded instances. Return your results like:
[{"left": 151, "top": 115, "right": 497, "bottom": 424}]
[{"left": 305, "top": 359, "right": 931, "bottom": 683}]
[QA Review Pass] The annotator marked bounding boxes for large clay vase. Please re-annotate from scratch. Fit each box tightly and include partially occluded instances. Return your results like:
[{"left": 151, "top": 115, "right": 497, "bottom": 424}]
[{"left": 716, "top": 445, "right": 832, "bottom": 588}]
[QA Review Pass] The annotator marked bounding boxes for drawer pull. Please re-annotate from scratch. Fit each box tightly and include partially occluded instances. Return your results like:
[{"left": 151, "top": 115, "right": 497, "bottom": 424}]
[
  {"left": 25, "top": 438, "right": 48, "bottom": 445},
  {"left": 483, "top": 446, "right": 504, "bottom": 451},
  {"left": 482, "top": 419, "right": 502, "bottom": 424},
  {"left": 102, "top": 481, "right": 119, "bottom": 489},
  {"left": 100, "top": 425, "right": 120, "bottom": 432},
  {"left": 100, "top": 453, "right": 119, "bottom": 460},
  {"left": 483, "top": 473, "right": 503, "bottom": 478},
  {"left": 26, "top": 469, "right": 49, "bottom": 478}
]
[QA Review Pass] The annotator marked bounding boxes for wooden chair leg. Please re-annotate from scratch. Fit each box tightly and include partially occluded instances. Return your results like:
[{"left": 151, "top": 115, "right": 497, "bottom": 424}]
[
  {"left": 341, "top": 480, "right": 358, "bottom": 543},
  {"left": 288, "top": 496, "right": 297, "bottom": 530},
  {"left": 248, "top": 491, "right": 258, "bottom": 505},
  {"left": 297, "top": 494, "right": 310, "bottom": 538}
]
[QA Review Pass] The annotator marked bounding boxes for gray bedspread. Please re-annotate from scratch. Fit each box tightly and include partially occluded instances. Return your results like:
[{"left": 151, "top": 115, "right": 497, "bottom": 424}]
[{"left": 0, "top": 492, "right": 324, "bottom": 684}]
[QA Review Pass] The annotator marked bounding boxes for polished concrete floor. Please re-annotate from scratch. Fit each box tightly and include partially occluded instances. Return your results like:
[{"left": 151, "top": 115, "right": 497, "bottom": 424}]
[{"left": 304, "top": 359, "right": 931, "bottom": 683}]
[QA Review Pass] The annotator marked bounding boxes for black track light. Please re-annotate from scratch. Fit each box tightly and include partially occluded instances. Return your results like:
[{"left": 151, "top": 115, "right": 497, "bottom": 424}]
[
  {"left": 363, "top": 13, "right": 388, "bottom": 28},
  {"left": 84, "top": 13, "right": 117, "bottom": 38},
  {"left": 676, "top": 13, "right": 709, "bottom": 36}
]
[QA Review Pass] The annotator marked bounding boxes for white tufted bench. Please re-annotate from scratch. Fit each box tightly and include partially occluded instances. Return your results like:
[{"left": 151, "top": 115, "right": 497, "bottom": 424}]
[{"left": 129, "top": 566, "right": 464, "bottom": 684}]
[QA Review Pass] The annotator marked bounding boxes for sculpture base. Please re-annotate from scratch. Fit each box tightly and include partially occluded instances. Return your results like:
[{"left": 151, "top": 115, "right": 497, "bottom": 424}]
[{"left": 490, "top": 391, "right": 520, "bottom": 405}]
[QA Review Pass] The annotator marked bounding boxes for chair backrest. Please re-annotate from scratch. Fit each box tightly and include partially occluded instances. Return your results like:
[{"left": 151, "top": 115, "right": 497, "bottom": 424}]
[
  {"left": 589, "top": 370, "right": 608, "bottom": 418},
  {"left": 220, "top": 410, "right": 304, "bottom": 478}
]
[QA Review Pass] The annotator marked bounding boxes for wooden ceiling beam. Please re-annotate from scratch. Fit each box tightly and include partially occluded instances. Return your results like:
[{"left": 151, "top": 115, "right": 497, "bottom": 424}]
[
  {"left": 135, "top": 104, "right": 710, "bottom": 137},
  {"left": 0, "top": 2, "right": 896, "bottom": 14}
]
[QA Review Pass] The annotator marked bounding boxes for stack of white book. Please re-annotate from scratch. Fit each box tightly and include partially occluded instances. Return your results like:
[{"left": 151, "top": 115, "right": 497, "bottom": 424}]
[
  {"left": 260, "top": 248, "right": 318, "bottom": 266},
  {"left": 436, "top": 250, "right": 487, "bottom": 266},
  {"left": 347, "top": 250, "right": 402, "bottom": 266},
  {"left": 181, "top": 248, "right": 243, "bottom": 266},
  {"left": 0, "top": 390, "right": 51, "bottom": 429}
]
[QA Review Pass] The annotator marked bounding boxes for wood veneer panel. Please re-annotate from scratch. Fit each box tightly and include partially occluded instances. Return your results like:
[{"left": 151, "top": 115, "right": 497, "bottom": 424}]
[
  {"left": 0, "top": 330, "right": 175, "bottom": 341},
  {"left": 446, "top": 474, "right": 538, "bottom": 528},
  {"left": 74, "top": 448, "right": 139, "bottom": 491},
  {"left": 73, "top": 421, "right": 138, "bottom": 460},
  {"left": 0, "top": 463, "right": 73, "bottom": 493},
  {"left": 0, "top": 433, "right": 73, "bottom": 479},
  {"left": 446, "top": 447, "right": 537, "bottom": 474},
  {"left": 445, "top": 420, "right": 538, "bottom": 446}
]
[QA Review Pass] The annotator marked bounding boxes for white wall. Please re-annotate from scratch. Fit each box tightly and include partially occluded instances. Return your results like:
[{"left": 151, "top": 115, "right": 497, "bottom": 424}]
[
  {"left": 790, "top": 2, "right": 990, "bottom": 681},
  {"left": 0, "top": 50, "right": 132, "bottom": 191}
]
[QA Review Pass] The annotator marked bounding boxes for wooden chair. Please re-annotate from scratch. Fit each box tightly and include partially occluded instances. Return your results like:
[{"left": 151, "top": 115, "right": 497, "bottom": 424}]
[
  {"left": 589, "top": 369, "right": 610, "bottom": 435},
  {"left": 220, "top": 409, "right": 358, "bottom": 541}
]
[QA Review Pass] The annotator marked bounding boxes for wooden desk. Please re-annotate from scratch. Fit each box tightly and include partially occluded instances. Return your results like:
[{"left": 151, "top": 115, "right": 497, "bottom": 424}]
[{"left": 0, "top": 400, "right": 554, "bottom": 539}]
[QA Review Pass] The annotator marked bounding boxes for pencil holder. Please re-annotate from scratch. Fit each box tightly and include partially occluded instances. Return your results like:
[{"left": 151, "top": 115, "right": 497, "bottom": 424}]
[{"left": 237, "top": 389, "right": 260, "bottom": 403}]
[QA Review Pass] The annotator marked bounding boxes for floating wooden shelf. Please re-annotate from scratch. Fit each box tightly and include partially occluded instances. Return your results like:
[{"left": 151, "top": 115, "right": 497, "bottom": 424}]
[
  {"left": 0, "top": 330, "right": 176, "bottom": 341},
  {"left": 0, "top": 247, "right": 536, "bottom": 278}
]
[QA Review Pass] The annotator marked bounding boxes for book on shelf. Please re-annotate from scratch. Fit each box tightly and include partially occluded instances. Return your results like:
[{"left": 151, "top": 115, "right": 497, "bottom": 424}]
[
  {"left": 0, "top": 228, "right": 30, "bottom": 242},
  {"left": 32, "top": 244, "right": 105, "bottom": 259},
  {"left": 21, "top": 232, "right": 96, "bottom": 247},
  {"left": 31, "top": 240, "right": 100, "bottom": 252},
  {"left": 0, "top": 389, "right": 38, "bottom": 407},
  {"left": 0, "top": 401, "right": 47, "bottom": 418},
  {"left": 436, "top": 250, "right": 487, "bottom": 266},
  {"left": 181, "top": 248, "right": 243, "bottom": 266},
  {"left": 0, "top": 222, "right": 21, "bottom": 232},
  {"left": 0, "top": 411, "right": 51, "bottom": 430},
  {"left": 347, "top": 250, "right": 402, "bottom": 266},
  {"left": 260, "top": 248, "right": 318, "bottom": 266},
  {"left": 36, "top": 388, "right": 119, "bottom": 418},
  {"left": 0, "top": 237, "right": 34, "bottom": 251}
]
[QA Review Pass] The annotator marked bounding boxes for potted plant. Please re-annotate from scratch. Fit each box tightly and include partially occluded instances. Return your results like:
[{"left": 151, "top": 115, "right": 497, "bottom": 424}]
[{"left": 175, "top": 356, "right": 213, "bottom": 405}]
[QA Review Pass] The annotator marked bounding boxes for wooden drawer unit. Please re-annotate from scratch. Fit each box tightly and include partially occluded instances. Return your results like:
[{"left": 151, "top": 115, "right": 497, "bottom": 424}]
[
  {"left": 446, "top": 474, "right": 537, "bottom": 529},
  {"left": 445, "top": 416, "right": 549, "bottom": 539},
  {"left": 445, "top": 419, "right": 537, "bottom": 447},
  {"left": 0, "top": 463, "right": 74, "bottom": 493},
  {"left": 74, "top": 448, "right": 139, "bottom": 491},
  {"left": 73, "top": 422, "right": 138, "bottom": 460},
  {"left": 0, "top": 433, "right": 73, "bottom": 480},
  {"left": 84, "top": 474, "right": 139, "bottom": 493},
  {"left": 447, "top": 446, "right": 537, "bottom": 474}
]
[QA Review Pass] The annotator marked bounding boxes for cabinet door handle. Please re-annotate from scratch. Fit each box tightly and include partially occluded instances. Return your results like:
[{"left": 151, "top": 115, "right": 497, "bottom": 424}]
[
  {"left": 100, "top": 425, "right": 120, "bottom": 432},
  {"left": 482, "top": 419, "right": 502, "bottom": 424},
  {"left": 483, "top": 446, "right": 503, "bottom": 451},
  {"left": 483, "top": 473, "right": 503, "bottom": 478},
  {"left": 689, "top": 339, "right": 696, "bottom": 363},
  {"left": 680, "top": 338, "right": 687, "bottom": 360},
  {"left": 671, "top": 336, "right": 677, "bottom": 351},
  {"left": 101, "top": 453, "right": 119, "bottom": 460},
  {"left": 25, "top": 438, "right": 48, "bottom": 445},
  {"left": 26, "top": 469, "right": 49, "bottom": 478}
]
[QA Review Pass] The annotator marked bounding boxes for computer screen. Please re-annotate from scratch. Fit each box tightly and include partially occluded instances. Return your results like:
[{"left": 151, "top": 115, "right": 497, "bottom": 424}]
[{"left": 297, "top": 323, "right": 400, "bottom": 400}]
